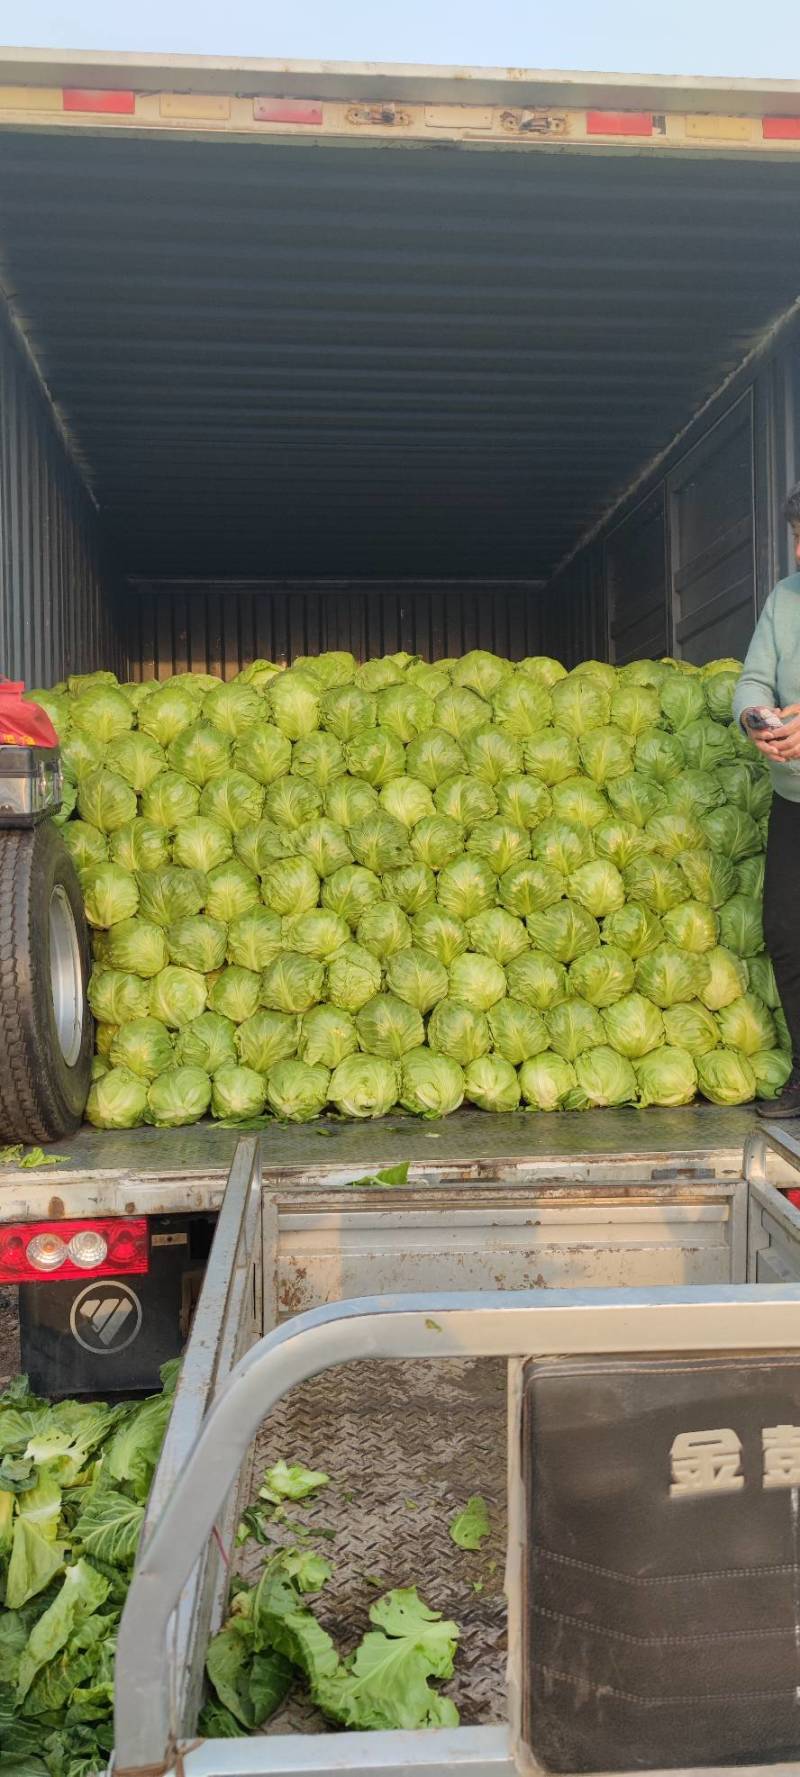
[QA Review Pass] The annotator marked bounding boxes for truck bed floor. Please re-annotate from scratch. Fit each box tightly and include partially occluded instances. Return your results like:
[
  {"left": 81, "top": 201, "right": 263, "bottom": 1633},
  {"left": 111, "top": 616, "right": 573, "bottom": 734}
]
[
  {"left": 0, "top": 1104, "right": 761, "bottom": 1198},
  {"left": 236, "top": 1357, "right": 509, "bottom": 1731}
]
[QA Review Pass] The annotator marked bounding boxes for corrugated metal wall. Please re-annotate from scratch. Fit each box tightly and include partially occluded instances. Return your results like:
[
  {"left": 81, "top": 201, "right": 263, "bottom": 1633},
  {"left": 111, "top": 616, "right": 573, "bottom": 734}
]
[
  {"left": 542, "top": 317, "right": 800, "bottom": 666},
  {"left": 125, "top": 579, "right": 547, "bottom": 677},
  {"left": 667, "top": 394, "right": 756, "bottom": 664},
  {"left": 539, "top": 548, "right": 608, "bottom": 669},
  {"left": 605, "top": 491, "right": 669, "bottom": 665},
  {"left": 0, "top": 303, "right": 121, "bottom": 686}
]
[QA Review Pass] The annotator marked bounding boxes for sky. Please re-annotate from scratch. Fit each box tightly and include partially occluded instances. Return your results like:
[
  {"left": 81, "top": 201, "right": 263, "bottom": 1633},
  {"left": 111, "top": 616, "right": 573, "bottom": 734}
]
[{"left": 0, "top": 0, "right": 796, "bottom": 80}]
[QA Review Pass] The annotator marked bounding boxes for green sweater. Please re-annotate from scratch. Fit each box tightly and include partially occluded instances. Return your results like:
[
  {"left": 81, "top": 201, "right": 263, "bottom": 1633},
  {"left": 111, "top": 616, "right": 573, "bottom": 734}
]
[{"left": 732, "top": 571, "right": 800, "bottom": 803}]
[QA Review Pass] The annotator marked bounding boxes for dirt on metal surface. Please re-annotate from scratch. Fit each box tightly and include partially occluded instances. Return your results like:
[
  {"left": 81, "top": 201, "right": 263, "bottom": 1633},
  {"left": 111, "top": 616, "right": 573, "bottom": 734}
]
[
  {"left": 0, "top": 1287, "right": 20, "bottom": 1389},
  {"left": 236, "top": 1356, "right": 509, "bottom": 1731}
]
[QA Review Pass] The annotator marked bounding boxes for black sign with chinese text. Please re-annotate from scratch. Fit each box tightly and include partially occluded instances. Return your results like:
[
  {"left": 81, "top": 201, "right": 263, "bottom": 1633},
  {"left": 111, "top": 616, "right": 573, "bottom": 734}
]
[{"left": 522, "top": 1352, "right": 800, "bottom": 1771}]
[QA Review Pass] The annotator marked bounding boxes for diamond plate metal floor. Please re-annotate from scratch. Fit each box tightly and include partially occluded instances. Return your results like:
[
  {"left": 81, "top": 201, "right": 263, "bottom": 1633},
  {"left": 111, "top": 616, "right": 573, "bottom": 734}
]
[
  {"left": 6, "top": 1102, "right": 759, "bottom": 1179},
  {"left": 236, "top": 1357, "right": 509, "bottom": 1732}
]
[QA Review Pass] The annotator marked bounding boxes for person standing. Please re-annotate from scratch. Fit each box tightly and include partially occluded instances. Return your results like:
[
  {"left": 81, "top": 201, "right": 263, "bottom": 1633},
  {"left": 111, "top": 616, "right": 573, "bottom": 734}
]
[{"left": 733, "top": 481, "right": 800, "bottom": 1115}]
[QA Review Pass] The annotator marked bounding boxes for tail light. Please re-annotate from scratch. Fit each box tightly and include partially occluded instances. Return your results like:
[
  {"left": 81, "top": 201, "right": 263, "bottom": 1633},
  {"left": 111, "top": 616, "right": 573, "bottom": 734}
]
[
  {"left": 0, "top": 1218, "right": 148, "bottom": 1284},
  {"left": 786, "top": 1190, "right": 800, "bottom": 1211}
]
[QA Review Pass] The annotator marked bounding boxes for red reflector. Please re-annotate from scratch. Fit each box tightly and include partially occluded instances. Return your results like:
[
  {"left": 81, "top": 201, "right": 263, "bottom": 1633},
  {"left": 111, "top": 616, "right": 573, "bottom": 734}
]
[
  {"left": 786, "top": 1190, "right": 800, "bottom": 1209},
  {"left": 63, "top": 88, "right": 135, "bottom": 115},
  {"left": 0, "top": 1218, "right": 148, "bottom": 1284},
  {"left": 253, "top": 98, "right": 323, "bottom": 125},
  {"left": 762, "top": 116, "right": 800, "bottom": 140},
  {"left": 586, "top": 110, "right": 653, "bottom": 137}
]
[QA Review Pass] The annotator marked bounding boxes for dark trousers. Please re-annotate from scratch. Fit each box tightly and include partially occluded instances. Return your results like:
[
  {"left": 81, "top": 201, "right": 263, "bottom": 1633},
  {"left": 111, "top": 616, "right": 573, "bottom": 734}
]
[{"left": 763, "top": 791, "right": 800, "bottom": 1066}]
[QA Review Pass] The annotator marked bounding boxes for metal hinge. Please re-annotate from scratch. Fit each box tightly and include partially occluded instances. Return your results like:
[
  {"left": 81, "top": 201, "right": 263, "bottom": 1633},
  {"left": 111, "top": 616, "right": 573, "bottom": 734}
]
[
  {"left": 499, "top": 108, "right": 569, "bottom": 135},
  {"left": 346, "top": 102, "right": 411, "bottom": 128}
]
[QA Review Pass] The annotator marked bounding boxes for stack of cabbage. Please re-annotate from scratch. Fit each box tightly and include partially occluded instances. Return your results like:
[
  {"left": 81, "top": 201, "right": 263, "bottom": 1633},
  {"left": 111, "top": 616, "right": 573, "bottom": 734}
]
[{"left": 31, "top": 650, "right": 789, "bottom": 1126}]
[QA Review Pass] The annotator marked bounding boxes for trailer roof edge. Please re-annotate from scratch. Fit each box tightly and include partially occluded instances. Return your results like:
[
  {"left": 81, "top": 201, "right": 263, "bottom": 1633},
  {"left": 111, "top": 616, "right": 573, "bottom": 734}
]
[{"left": 1, "top": 47, "right": 800, "bottom": 115}]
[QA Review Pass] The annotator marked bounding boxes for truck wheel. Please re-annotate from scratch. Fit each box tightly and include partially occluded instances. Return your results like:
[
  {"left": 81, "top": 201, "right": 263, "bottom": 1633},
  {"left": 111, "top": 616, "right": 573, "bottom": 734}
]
[{"left": 0, "top": 821, "right": 93, "bottom": 1143}]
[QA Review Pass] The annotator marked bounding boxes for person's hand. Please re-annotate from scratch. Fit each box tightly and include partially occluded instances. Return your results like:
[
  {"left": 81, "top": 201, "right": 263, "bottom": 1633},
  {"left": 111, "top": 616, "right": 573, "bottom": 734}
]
[
  {"left": 742, "top": 709, "right": 786, "bottom": 759},
  {"left": 764, "top": 704, "right": 800, "bottom": 761}
]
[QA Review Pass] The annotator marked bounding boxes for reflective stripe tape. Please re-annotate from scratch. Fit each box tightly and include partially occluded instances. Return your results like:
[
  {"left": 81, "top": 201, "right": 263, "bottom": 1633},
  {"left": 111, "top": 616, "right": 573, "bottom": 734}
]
[
  {"left": 63, "top": 88, "right": 136, "bottom": 114},
  {"left": 586, "top": 110, "right": 653, "bottom": 136},
  {"left": 763, "top": 116, "right": 800, "bottom": 140},
  {"left": 253, "top": 98, "right": 323, "bottom": 124},
  {"left": 0, "top": 85, "right": 61, "bottom": 110},
  {"left": 159, "top": 93, "right": 231, "bottom": 120}
]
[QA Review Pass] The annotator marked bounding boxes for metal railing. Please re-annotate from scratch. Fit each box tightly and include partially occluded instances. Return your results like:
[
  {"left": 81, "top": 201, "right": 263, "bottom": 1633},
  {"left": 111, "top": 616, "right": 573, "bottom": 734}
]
[{"left": 115, "top": 1281, "right": 800, "bottom": 1777}]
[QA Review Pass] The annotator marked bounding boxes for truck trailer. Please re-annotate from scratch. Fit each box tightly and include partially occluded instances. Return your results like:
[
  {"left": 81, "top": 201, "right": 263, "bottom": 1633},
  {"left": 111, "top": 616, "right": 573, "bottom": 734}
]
[{"left": 1, "top": 45, "right": 800, "bottom": 1376}]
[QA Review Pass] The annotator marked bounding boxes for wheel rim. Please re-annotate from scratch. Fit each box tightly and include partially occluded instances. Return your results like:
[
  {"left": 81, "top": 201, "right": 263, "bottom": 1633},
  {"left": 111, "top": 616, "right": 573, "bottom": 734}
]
[{"left": 49, "top": 886, "right": 84, "bottom": 1067}]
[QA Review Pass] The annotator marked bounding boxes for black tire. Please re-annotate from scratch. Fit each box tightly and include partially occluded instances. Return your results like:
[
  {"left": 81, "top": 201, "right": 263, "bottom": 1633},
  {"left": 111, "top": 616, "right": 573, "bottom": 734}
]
[{"left": 0, "top": 821, "right": 93, "bottom": 1143}]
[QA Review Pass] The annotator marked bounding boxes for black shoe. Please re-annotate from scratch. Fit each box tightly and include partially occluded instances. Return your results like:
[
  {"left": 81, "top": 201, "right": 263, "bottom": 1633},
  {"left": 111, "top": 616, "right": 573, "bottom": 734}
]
[{"left": 756, "top": 1068, "right": 800, "bottom": 1119}]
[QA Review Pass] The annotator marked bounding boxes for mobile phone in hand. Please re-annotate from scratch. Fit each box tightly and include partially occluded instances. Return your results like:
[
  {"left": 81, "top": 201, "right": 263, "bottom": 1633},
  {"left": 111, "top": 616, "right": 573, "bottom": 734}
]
[{"left": 745, "top": 708, "right": 786, "bottom": 734}]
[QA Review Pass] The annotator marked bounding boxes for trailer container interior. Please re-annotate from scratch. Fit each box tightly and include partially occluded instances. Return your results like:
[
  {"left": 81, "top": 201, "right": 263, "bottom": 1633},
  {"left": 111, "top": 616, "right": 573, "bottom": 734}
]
[
  {"left": 1, "top": 54, "right": 800, "bottom": 685},
  {"left": 6, "top": 63, "right": 800, "bottom": 1775}
]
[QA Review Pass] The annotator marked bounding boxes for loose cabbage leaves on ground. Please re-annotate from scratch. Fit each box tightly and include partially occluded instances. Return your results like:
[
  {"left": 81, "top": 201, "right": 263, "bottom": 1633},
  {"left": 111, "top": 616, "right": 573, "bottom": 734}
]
[
  {"left": 204, "top": 1551, "right": 460, "bottom": 1736},
  {"left": 0, "top": 1365, "right": 177, "bottom": 1777},
  {"left": 449, "top": 1496, "right": 491, "bottom": 1550}
]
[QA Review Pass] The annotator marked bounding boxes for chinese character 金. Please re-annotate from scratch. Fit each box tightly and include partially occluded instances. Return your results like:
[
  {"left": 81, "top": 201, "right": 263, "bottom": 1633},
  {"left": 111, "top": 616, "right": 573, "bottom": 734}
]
[
  {"left": 762, "top": 1425, "right": 800, "bottom": 1490},
  {"left": 669, "top": 1428, "right": 744, "bottom": 1498}
]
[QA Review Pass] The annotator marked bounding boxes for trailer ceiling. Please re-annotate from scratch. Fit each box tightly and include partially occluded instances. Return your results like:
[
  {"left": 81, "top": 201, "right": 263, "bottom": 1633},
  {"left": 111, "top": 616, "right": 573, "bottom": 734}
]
[{"left": 1, "top": 131, "right": 799, "bottom": 581}]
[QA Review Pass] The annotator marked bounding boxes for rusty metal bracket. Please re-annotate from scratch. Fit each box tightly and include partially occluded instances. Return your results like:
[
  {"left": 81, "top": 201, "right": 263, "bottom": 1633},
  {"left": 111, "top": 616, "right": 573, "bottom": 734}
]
[
  {"left": 498, "top": 108, "right": 568, "bottom": 135},
  {"left": 346, "top": 102, "right": 411, "bottom": 128}
]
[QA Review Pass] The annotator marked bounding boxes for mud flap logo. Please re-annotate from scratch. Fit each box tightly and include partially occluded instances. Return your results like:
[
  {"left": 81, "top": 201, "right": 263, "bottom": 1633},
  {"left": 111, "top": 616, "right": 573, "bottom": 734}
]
[{"left": 70, "top": 1281, "right": 143, "bottom": 1355}]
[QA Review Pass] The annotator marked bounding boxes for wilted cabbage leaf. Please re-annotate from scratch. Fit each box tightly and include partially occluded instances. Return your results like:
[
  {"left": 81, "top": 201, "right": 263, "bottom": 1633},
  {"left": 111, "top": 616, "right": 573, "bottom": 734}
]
[{"left": 449, "top": 1495, "right": 490, "bottom": 1549}]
